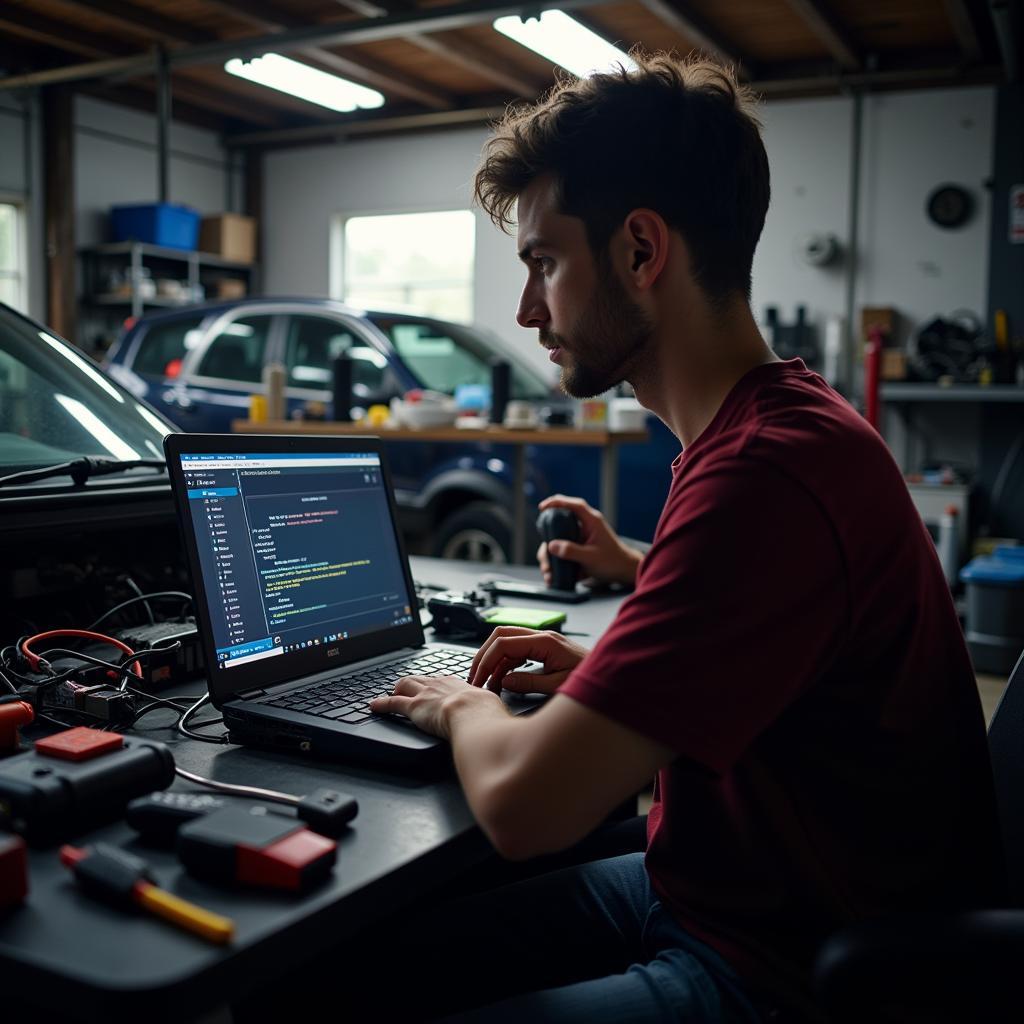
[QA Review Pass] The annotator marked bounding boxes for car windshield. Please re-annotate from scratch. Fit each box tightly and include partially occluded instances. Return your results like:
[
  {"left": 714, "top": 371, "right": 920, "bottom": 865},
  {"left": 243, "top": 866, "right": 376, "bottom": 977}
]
[
  {"left": 367, "top": 315, "right": 551, "bottom": 401},
  {"left": 0, "top": 303, "right": 171, "bottom": 471}
]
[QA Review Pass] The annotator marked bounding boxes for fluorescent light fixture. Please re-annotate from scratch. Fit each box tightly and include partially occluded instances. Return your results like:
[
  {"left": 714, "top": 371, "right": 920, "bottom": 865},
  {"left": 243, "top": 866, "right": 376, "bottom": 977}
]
[
  {"left": 224, "top": 53, "right": 385, "bottom": 112},
  {"left": 493, "top": 11, "right": 637, "bottom": 78}
]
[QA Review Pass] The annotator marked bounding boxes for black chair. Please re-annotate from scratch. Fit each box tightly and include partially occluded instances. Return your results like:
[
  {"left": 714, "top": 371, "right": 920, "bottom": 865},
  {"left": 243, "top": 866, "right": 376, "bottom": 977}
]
[{"left": 815, "top": 648, "right": 1024, "bottom": 1021}]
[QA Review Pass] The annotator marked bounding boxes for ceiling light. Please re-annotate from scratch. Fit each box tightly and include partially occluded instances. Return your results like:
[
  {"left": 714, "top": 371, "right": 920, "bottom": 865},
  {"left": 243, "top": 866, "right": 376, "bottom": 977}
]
[
  {"left": 493, "top": 11, "right": 637, "bottom": 78},
  {"left": 224, "top": 53, "right": 385, "bottom": 113}
]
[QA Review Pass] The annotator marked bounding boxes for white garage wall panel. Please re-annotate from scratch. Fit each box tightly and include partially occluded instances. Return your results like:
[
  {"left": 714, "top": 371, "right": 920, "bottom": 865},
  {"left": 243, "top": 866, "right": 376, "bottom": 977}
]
[
  {"left": 261, "top": 85, "right": 998, "bottom": 382},
  {"left": 857, "top": 87, "right": 994, "bottom": 333},
  {"left": 74, "top": 96, "right": 235, "bottom": 248}
]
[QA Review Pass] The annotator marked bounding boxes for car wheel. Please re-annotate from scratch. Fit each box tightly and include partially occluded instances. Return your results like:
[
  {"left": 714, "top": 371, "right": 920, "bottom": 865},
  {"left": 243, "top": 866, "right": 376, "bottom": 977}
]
[{"left": 432, "top": 501, "right": 511, "bottom": 564}]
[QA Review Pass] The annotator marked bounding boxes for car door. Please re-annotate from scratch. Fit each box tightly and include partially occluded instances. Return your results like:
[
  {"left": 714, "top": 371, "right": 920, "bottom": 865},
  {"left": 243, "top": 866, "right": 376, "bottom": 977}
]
[
  {"left": 104, "top": 311, "right": 207, "bottom": 414},
  {"left": 171, "top": 310, "right": 280, "bottom": 432},
  {"left": 279, "top": 311, "right": 401, "bottom": 420}
]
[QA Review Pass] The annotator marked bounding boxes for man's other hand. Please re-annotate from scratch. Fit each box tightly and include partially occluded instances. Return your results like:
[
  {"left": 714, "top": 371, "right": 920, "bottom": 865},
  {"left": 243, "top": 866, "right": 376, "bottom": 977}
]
[
  {"left": 468, "top": 626, "right": 589, "bottom": 695},
  {"left": 536, "top": 495, "right": 643, "bottom": 587}
]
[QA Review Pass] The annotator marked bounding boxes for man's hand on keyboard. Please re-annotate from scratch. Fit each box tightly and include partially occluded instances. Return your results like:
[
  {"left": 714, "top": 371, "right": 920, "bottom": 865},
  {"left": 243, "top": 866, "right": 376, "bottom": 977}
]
[
  {"left": 467, "top": 627, "right": 589, "bottom": 696},
  {"left": 369, "top": 675, "right": 500, "bottom": 738}
]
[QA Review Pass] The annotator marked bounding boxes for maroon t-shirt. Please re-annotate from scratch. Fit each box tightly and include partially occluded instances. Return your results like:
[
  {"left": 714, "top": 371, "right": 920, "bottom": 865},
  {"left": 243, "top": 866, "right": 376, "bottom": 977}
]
[{"left": 562, "top": 359, "right": 1003, "bottom": 1010}]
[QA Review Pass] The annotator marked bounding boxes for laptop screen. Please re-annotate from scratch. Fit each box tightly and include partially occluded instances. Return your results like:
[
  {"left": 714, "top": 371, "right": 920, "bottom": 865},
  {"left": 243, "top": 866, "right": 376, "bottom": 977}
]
[{"left": 177, "top": 448, "right": 418, "bottom": 690}]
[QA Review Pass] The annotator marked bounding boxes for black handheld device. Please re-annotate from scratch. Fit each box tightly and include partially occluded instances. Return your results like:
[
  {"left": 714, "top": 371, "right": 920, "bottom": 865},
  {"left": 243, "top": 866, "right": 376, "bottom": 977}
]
[{"left": 537, "top": 508, "right": 582, "bottom": 592}]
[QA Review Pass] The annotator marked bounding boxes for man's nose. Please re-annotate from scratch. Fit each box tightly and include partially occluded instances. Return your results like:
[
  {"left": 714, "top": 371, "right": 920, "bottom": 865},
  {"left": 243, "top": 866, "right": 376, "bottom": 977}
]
[{"left": 516, "top": 283, "right": 548, "bottom": 330}]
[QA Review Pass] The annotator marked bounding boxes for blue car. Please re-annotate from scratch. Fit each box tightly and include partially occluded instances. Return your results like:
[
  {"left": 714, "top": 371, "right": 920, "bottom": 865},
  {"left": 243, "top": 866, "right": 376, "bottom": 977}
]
[{"left": 104, "top": 298, "right": 678, "bottom": 562}]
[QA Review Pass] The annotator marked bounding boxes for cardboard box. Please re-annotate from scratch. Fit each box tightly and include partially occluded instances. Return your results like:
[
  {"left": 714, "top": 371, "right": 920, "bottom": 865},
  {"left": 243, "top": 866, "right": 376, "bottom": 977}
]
[
  {"left": 860, "top": 306, "right": 900, "bottom": 345},
  {"left": 215, "top": 278, "right": 247, "bottom": 300},
  {"left": 880, "top": 349, "right": 907, "bottom": 380},
  {"left": 199, "top": 214, "right": 256, "bottom": 264}
]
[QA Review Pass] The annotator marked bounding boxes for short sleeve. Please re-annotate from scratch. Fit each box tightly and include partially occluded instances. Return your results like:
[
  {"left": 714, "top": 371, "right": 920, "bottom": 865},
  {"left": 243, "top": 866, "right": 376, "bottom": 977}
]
[{"left": 561, "top": 456, "right": 848, "bottom": 774}]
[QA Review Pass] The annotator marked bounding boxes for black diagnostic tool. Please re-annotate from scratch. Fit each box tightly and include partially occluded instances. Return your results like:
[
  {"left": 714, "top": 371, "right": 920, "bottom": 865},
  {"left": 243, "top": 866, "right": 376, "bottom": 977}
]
[{"left": 537, "top": 508, "right": 582, "bottom": 592}]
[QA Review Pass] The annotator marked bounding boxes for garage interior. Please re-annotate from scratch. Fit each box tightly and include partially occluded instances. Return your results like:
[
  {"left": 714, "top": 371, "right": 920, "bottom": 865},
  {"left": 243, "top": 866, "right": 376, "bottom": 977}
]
[{"left": 1, "top": 1, "right": 1024, "bottom": 1021}]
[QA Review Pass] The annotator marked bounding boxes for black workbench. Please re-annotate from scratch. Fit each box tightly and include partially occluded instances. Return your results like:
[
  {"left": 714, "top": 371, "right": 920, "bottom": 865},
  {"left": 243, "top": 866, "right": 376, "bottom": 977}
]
[{"left": 0, "top": 557, "right": 626, "bottom": 1022}]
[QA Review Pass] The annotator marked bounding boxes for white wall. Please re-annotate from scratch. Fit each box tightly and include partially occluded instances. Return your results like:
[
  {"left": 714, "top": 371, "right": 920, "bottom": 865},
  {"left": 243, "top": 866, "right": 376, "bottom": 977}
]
[
  {"left": 262, "top": 127, "right": 548, "bottom": 374},
  {"left": 857, "top": 87, "right": 993, "bottom": 335},
  {"left": 74, "top": 96, "right": 237, "bottom": 248},
  {"left": 0, "top": 93, "right": 240, "bottom": 323},
  {"left": 263, "top": 85, "right": 996, "bottom": 385}
]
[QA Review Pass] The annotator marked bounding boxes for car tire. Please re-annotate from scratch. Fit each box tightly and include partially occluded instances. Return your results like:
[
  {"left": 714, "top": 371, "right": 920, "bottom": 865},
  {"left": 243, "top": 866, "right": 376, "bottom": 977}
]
[{"left": 432, "top": 501, "right": 512, "bottom": 564}]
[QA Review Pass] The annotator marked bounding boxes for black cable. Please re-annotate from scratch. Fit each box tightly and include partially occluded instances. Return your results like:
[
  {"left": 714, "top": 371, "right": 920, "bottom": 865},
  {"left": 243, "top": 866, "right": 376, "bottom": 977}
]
[
  {"left": 178, "top": 692, "right": 229, "bottom": 744},
  {"left": 34, "top": 644, "right": 180, "bottom": 691},
  {"left": 123, "top": 577, "right": 155, "bottom": 626},
  {"left": 0, "top": 666, "right": 17, "bottom": 695},
  {"left": 87, "top": 591, "right": 193, "bottom": 632}
]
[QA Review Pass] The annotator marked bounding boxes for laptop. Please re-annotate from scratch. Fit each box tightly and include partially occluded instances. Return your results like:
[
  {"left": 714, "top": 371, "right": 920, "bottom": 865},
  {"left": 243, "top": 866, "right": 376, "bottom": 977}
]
[{"left": 164, "top": 433, "right": 541, "bottom": 769}]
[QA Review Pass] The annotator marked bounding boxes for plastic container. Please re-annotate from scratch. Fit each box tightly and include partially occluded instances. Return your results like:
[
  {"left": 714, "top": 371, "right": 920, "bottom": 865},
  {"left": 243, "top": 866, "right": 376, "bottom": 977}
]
[
  {"left": 959, "top": 545, "right": 1024, "bottom": 674},
  {"left": 110, "top": 203, "right": 201, "bottom": 250}
]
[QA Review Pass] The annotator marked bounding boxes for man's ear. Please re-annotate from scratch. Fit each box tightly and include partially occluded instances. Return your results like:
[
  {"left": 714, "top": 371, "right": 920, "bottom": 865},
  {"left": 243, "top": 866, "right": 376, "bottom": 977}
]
[{"left": 622, "top": 209, "right": 670, "bottom": 290}]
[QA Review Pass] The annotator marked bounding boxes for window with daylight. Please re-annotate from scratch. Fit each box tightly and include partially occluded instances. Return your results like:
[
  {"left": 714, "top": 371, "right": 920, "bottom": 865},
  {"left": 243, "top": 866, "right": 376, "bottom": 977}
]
[
  {"left": 0, "top": 201, "right": 26, "bottom": 313},
  {"left": 338, "top": 210, "right": 475, "bottom": 324}
]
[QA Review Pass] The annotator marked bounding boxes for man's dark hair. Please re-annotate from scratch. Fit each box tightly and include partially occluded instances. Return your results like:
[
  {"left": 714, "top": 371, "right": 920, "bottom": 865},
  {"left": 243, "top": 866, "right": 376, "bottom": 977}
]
[{"left": 474, "top": 53, "right": 770, "bottom": 306}]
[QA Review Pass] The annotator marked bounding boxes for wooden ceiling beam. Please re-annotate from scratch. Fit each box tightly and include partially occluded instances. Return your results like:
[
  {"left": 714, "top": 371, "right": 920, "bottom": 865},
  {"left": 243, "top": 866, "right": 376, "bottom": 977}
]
[
  {"left": 942, "top": 0, "right": 983, "bottom": 62},
  {"left": 323, "top": 0, "right": 537, "bottom": 97},
  {"left": 637, "top": 0, "right": 748, "bottom": 75},
  {"left": 48, "top": 0, "right": 206, "bottom": 46},
  {"left": 780, "top": 0, "right": 860, "bottom": 70},
  {"left": 403, "top": 32, "right": 542, "bottom": 97},
  {"left": 200, "top": 0, "right": 453, "bottom": 110},
  {"left": 0, "top": 7, "right": 131, "bottom": 61}
]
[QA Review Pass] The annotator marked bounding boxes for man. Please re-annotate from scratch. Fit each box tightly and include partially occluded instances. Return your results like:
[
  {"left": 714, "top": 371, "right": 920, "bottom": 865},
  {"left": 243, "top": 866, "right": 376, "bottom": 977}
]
[{"left": 368, "top": 55, "right": 1002, "bottom": 1021}]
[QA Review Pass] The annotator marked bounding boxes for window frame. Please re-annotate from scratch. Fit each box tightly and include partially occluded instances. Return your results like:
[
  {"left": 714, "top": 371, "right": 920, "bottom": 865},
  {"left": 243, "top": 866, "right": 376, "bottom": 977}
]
[
  {"left": 331, "top": 206, "right": 476, "bottom": 324},
  {"left": 0, "top": 196, "right": 28, "bottom": 314},
  {"left": 185, "top": 310, "right": 282, "bottom": 390}
]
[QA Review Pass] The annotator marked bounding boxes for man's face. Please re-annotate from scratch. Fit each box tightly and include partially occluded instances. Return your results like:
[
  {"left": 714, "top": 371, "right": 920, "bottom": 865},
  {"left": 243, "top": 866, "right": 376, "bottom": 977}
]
[{"left": 515, "top": 177, "right": 653, "bottom": 398}]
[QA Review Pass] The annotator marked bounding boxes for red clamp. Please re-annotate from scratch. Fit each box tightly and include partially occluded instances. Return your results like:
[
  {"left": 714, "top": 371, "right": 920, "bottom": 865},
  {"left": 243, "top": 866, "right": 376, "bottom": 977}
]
[{"left": 0, "top": 698, "right": 34, "bottom": 752}]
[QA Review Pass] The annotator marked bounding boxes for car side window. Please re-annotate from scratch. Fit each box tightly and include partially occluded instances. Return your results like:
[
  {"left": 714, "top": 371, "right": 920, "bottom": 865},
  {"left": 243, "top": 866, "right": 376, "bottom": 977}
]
[
  {"left": 132, "top": 315, "right": 205, "bottom": 377},
  {"left": 194, "top": 315, "right": 272, "bottom": 383},
  {"left": 283, "top": 315, "right": 387, "bottom": 393},
  {"left": 387, "top": 322, "right": 489, "bottom": 394}
]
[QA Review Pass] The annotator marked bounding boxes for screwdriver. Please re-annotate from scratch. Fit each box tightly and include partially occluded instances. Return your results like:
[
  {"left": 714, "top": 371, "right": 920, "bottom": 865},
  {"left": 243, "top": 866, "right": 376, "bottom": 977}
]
[{"left": 60, "top": 843, "right": 234, "bottom": 945}]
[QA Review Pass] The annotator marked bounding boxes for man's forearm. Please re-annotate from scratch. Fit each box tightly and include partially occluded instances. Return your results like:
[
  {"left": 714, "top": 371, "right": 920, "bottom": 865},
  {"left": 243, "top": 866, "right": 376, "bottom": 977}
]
[{"left": 443, "top": 692, "right": 539, "bottom": 859}]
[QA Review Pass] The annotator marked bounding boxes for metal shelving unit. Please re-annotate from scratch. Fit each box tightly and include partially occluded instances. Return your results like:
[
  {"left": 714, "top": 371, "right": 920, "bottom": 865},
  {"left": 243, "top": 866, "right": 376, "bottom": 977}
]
[{"left": 78, "top": 241, "right": 260, "bottom": 353}]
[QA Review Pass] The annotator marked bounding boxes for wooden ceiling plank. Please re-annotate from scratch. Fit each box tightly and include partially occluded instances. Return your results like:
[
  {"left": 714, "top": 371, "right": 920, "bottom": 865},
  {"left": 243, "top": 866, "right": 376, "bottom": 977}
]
[
  {"left": 48, "top": 0, "right": 207, "bottom": 46},
  {"left": 164, "top": 75, "right": 283, "bottom": 125},
  {"left": 404, "top": 32, "right": 540, "bottom": 97},
  {"left": 780, "top": 0, "right": 860, "bottom": 70},
  {"left": 200, "top": 0, "right": 454, "bottom": 110},
  {"left": 637, "top": 0, "right": 747, "bottom": 72},
  {"left": 942, "top": 0, "right": 982, "bottom": 62},
  {"left": 0, "top": 7, "right": 127, "bottom": 61}
]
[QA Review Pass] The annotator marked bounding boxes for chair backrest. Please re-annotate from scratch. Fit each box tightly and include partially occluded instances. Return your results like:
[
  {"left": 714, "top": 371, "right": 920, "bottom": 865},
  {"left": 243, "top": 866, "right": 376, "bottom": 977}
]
[{"left": 986, "top": 647, "right": 1024, "bottom": 904}]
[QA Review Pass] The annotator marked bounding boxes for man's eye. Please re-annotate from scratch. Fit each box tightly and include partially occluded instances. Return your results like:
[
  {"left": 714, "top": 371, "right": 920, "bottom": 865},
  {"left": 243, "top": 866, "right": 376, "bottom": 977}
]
[{"left": 534, "top": 256, "right": 553, "bottom": 272}]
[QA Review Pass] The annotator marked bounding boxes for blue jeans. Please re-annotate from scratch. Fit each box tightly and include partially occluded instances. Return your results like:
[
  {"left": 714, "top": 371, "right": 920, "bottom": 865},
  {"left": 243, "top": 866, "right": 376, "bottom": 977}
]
[
  {"left": 236, "top": 850, "right": 766, "bottom": 1023},
  {"left": 426, "top": 853, "right": 763, "bottom": 1023}
]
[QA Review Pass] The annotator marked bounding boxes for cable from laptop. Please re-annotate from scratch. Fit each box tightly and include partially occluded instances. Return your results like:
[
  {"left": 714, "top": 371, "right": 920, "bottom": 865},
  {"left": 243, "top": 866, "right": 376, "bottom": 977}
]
[
  {"left": 87, "top": 591, "right": 194, "bottom": 632},
  {"left": 177, "top": 692, "right": 229, "bottom": 744}
]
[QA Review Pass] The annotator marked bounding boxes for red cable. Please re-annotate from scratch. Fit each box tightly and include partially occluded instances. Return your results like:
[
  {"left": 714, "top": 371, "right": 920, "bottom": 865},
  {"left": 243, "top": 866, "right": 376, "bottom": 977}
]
[{"left": 19, "top": 630, "right": 142, "bottom": 679}]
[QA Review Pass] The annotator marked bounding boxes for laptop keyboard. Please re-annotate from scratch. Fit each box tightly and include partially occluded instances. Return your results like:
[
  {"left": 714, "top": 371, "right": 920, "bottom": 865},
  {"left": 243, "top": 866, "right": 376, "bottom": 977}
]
[{"left": 261, "top": 649, "right": 476, "bottom": 725}]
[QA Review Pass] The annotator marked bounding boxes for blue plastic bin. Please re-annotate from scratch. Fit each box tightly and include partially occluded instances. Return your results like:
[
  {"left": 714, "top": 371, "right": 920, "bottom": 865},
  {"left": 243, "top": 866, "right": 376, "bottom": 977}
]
[
  {"left": 960, "top": 545, "right": 1024, "bottom": 675},
  {"left": 109, "top": 203, "right": 200, "bottom": 250}
]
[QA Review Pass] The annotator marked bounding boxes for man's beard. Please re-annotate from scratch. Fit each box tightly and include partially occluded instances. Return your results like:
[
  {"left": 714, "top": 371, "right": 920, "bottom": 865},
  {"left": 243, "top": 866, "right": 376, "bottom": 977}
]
[{"left": 541, "top": 261, "right": 654, "bottom": 399}]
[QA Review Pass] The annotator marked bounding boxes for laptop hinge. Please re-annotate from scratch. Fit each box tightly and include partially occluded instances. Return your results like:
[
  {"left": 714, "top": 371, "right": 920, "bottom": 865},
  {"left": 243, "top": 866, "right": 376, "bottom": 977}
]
[{"left": 237, "top": 688, "right": 267, "bottom": 700}]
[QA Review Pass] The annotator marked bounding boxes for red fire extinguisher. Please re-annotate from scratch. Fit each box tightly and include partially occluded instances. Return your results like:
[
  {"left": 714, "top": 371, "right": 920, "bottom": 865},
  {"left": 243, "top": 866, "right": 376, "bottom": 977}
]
[{"left": 864, "top": 324, "right": 883, "bottom": 431}]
